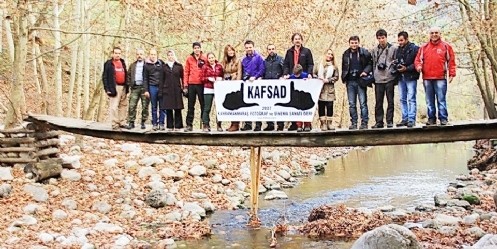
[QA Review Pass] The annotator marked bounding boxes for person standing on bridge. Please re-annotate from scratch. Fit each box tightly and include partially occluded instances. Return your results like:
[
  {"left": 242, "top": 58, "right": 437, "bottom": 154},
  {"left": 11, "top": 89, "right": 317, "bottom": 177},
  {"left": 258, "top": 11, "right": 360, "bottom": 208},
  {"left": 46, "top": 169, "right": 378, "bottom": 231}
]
[
  {"left": 160, "top": 50, "right": 185, "bottom": 131},
  {"left": 201, "top": 52, "right": 224, "bottom": 132},
  {"left": 143, "top": 49, "right": 166, "bottom": 131},
  {"left": 371, "top": 29, "right": 398, "bottom": 129},
  {"left": 289, "top": 64, "right": 312, "bottom": 132},
  {"left": 317, "top": 49, "right": 339, "bottom": 131},
  {"left": 415, "top": 26, "right": 456, "bottom": 126},
  {"left": 283, "top": 33, "right": 314, "bottom": 131},
  {"left": 263, "top": 44, "right": 285, "bottom": 131},
  {"left": 102, "top": 46, "right": 129, "bottom": 130},
  {"left": 341, "top": 36, "right": 373, "bottom": 130},
  {"left": 240, "top": 40, "right": 265, "bottom": 132},
  {"left": 125, "top": 48, "right": 149, "bottom": 130},
  {"left": 184, "top": 42, "right": 208, "bottom": 132},
  {"left": 395, "top": 31, "right": 420, "bottom": 128},
  {"left": 221, "top": 45, "right": 243, "bottom": 132}
]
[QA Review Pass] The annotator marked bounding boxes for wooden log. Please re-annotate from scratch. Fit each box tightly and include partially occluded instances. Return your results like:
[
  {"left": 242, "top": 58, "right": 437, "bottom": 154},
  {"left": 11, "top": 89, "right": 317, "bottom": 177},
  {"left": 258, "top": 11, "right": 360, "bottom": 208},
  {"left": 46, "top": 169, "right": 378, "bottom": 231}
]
[
  {"left": 0, "top": 147, "right": 36, "bottom": 153},
  {"left": 0, "top": 137, "right": 36, "bottom": 145},
  {"left": 0, "top": 158, "right": 37, "bottom": 163},
  {"left": 24, "top": 159, "right": 62, "bottom": 182},
  {"left": 36, "top": 147, "right": 59, "bottom": 158},
  {"left": 33, "top": 131, "right": 61, "bottom": 140},
  {"left": 35, "top": 138, "right": 60, "bottom": 148},
  {"left": 0, "top": 127, "right": 35, "bottom": 134}
]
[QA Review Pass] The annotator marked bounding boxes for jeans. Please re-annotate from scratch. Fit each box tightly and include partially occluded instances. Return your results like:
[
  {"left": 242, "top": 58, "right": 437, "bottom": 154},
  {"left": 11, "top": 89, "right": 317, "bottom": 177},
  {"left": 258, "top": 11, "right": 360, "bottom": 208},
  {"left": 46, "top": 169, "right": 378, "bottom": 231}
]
[
  {"left": 374, "top": 81, "right": 395, "bottom": 125},
  {"left": 346, "top": 80, "right": 368, "bottom": 125},
  {"left": 423, "top": 79, "right": 448, "bottom": 121},
  {"left": 318, "top": 100, "right": 333, "bottom": 117},
  {"left": 398, "top": 76, "right": 417, "bottom": 123},
  {"left": 202, "top": 94, "right": 214, "bottom": 125},
  {"left": 186, "top": 84, "right": 204, "bottom": 127},
  {"left": 149, "top": 85, "right": 166, "bottom": 125}
]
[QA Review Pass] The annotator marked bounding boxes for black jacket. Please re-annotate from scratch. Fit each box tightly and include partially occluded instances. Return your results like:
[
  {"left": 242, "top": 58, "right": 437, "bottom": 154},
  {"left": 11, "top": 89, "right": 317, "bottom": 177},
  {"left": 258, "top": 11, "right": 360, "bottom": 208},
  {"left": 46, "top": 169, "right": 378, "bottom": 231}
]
[
  {"left": 341, "top": 47, "right": 373, "bottom": 82},
  {"left": 127, "top": 60, "right": 146, "bottom": 88},
  {"left": 395, "top": 42, "right": 420, "bottom": 81},
  {"left": 102, "top": 58, "right": 128, "bottom": 97},
  {"left": 283, "top": 46, "right": 314, "bottom": 76},
  {"left": 143, "top": 59, "right": 165, "bottom": 90},
  {"left": 264, "top": 54, "right": 284, "bottom": 79}
]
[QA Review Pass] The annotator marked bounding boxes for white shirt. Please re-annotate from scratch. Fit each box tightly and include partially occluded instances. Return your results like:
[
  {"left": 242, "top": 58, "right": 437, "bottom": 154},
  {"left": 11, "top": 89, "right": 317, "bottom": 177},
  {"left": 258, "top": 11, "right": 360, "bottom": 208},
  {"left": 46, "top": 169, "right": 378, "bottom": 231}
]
[{"left": 135, "top": 61, "right": 144, "bottom": 85}]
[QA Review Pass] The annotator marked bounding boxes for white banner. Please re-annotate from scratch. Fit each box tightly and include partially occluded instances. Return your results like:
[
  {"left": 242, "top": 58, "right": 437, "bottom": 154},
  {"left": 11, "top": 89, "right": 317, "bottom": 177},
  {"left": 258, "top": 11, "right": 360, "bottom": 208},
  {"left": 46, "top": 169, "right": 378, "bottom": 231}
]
[{"left": 214, "top": 79, "right": 323, "bottom": 122}]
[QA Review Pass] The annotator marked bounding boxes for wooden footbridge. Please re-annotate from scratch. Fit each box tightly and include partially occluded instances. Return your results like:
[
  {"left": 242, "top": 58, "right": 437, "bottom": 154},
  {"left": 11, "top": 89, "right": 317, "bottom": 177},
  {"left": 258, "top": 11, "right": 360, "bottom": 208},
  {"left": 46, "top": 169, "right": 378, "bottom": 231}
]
[{"left": 25, "top": 114, "right": 497, "bottom": 227}]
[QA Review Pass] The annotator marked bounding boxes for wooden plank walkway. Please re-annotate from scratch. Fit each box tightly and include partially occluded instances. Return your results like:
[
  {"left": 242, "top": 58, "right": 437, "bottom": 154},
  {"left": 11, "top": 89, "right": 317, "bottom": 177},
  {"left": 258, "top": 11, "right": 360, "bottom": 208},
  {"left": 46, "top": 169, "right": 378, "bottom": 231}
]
[{"left": 26, "top": 114, "right": 497, "bottom": 147}]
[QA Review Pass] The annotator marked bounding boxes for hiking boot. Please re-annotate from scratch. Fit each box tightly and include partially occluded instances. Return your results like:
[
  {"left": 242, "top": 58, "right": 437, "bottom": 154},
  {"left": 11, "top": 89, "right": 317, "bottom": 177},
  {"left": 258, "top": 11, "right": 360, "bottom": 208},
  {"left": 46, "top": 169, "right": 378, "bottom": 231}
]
[
  {"left": 319, "top": 119, "right": 327, "bottom": 131},
  {"left": 296, "top": 127, "right": 303, "bottom": 132},
  {"left": 240, "top": 123, "right": 252, "bottom": 131},
  {"left": 426, "top": 119, "right": 436, "bottom": 126},
  {"left": 152, "top": 124, "right": 159, "bottom": 131},
  {"left": 359, "top": 123, "right": 368, "bottom": 130},
  {"left": 254, "top": 124, "right": 262, "bottom": 132},
  {"left": 327, "top": 118, "right": 335, "bottom": 131},
  {"left": 349, "top": 124, "right": 358, "bottom": 130},
  {"left": 227, "top": 122, "right": 239, "bottom": 132},
  {"left": 263, "top": 124, "right": 275, "bottom": 131},
  {"left": 440, "top": 120, "right": 448, "bottom": 126},
  {"left": 202, "top": 124, "right": 211, "bottom": 132},
  {"left": 159, "top": 125, "right": 165, "bottom": 131},
  {"left": 303, "top": 126, "right": 312, "bottom": 132},
  {"left": 125, "top": 123, "right": 135, "bottom": 129},
  {"left": 276, "top": 125, "right": 284, "bottom": 131},
  {"left": 407, "top": 122, "right": 414, "bottom": 128},
  {"left": 396, "top": 120, "right": 408, "bottom": 127},
  {"left": 140, "top": 122, "right": 146, "bottom": 129},
  {"left": 184, "top": 125, "right": 193, "bottom": 132},
  {"left": 386, "top": 123, "right": 394, "bottom": 128},
  {"left": 288, "top": 122, "right": 298, "bottom": 131},
  {"left": 372, "top": 123, "right": 384, "bottom": 129}
]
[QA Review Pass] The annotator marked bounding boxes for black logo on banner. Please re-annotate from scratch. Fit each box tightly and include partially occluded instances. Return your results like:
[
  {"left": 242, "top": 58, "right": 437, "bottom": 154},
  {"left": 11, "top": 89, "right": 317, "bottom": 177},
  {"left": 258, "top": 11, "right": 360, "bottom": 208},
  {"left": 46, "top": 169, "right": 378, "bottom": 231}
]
[
  {"left": 222, "top": 82, "right": 259, "bottom": 110},
  {"left": 274, "top": 81, "right": 315, "bottom": 110}
]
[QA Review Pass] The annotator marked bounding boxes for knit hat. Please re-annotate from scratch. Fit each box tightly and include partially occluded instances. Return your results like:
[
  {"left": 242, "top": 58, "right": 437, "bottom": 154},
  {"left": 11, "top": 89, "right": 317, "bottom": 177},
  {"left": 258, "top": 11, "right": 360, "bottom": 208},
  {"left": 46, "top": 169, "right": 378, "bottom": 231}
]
[{"left": 192, "top": 42, "right": 201, "bottom": 48}]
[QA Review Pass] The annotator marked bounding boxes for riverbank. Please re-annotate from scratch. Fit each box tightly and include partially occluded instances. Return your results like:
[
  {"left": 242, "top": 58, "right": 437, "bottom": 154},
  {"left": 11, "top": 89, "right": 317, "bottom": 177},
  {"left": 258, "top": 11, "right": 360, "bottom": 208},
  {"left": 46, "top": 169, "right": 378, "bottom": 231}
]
[
  {"left": 0, "top": 134, "right": 352, "bottom": 248},
  {"left": 298, "top": 142, "right": 497, "bottom": 249}
]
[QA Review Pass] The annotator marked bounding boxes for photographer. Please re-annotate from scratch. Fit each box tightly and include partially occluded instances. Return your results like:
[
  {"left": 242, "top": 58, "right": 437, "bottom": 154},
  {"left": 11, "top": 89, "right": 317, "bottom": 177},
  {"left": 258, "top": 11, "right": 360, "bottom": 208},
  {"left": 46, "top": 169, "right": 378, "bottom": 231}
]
[
  {"left": 395, "top": 31, "right": 420, "bottom": 128},
  {"left": 371, "top": 29, "right": 398, "bottom": 129},
  {"left": 341, "top": 36, "right": 373, "bottom": 130}
]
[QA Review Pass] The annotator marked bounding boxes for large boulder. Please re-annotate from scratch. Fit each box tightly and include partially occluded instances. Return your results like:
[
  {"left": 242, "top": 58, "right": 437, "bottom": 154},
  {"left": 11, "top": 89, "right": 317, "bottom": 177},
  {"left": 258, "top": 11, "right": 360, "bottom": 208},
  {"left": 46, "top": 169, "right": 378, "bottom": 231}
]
[
  {"left": 351, "top": 224, "right": 422, "bottom": 249},
  {"left": 472, "top": 234, "right": 497, "bottom": 248}
]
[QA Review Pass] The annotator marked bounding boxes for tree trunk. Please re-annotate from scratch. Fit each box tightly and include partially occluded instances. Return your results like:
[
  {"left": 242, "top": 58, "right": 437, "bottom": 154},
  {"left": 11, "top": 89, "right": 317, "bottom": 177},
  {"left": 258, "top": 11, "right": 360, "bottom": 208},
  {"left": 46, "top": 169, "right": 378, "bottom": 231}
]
[
  {"left": 35, "top": 45, "right": 49, "bottom": 115},
  {"left": 53, "top": 1, "right": 63, "bottom": 116},
  {"left": 83, "top": 0, "right": 91, "bottom": 114},
  {"left": 0, "top": 8, "right": 3, "bottom": 52},
  {"left": 5, "top": 3, "right": 28, "bottom": 128},
  {"left": 4, "top": 15, "right": 15, "bottom": 62},
  {"left": 66, "top": 0, "right": 81, "bottom": 117}
]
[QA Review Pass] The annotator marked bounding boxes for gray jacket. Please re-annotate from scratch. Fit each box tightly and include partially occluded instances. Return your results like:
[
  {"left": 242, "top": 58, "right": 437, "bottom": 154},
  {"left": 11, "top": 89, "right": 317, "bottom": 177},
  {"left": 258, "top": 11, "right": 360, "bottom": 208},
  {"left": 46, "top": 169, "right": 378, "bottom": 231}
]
[{"left": 371, "top": 43, "right": 398, "bottom": 83}]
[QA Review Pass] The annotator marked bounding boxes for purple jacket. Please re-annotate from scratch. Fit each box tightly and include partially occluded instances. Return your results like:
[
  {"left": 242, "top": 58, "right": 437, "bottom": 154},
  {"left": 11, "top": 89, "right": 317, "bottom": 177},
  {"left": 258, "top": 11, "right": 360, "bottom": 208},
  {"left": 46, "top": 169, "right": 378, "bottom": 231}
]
[{"left": 241, "top": 52, "right": 265, "bottom": 79}]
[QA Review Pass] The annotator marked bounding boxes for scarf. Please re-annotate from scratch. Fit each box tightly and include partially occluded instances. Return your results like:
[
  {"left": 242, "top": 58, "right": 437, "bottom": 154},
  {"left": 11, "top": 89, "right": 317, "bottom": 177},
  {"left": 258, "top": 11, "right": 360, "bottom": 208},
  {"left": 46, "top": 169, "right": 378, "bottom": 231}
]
[{"left": 318, "top": 61, "right": 335, "bottom": 81}]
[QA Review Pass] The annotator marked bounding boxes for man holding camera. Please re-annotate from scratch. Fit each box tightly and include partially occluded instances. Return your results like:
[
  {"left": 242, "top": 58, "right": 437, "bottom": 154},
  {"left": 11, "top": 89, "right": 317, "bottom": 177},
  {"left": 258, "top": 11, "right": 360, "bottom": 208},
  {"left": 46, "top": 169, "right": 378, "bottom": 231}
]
[
  {"left": 263, "top": 44, "right": 284, "bottom": 131},
  {"left": 341, "top": 36, "right": 373, "bottom": 130},
  {"left": 371, "top": 29, "right": 398, "bottom": 128},
  {"left": 395, "top": 31, "right": 420, "bottom": 128}
]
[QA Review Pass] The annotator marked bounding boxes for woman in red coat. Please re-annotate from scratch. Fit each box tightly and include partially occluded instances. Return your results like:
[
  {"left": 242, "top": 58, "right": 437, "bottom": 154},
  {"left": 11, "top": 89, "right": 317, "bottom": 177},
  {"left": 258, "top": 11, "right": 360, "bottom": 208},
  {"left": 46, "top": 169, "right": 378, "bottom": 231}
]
[{"left": 201, "top": 52, "right": 224, "bottom": 132}]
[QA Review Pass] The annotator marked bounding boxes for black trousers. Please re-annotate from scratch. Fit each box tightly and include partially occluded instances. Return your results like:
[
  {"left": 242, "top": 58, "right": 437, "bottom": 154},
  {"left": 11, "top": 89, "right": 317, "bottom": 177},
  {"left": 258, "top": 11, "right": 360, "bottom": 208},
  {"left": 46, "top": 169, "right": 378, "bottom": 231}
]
[
  {"left": 166, "top": 109, "right": 183, "bottom": 129},
  {"left": 185, "top": 84, "right": 204, "bottom": 127},
  {"left": 318, "top": 101, "right": 334, "bottom": 117},
  {"left": 374, "top": 81, "right": 395, "bottom": 125}
]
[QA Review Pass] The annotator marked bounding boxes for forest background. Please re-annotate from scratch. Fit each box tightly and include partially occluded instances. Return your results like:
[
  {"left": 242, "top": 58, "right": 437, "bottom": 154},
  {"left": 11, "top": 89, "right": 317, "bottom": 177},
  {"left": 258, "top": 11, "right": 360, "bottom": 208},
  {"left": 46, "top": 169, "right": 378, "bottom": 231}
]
[{"left": 0, "top": 0, "right": 495, "bottom": 128}]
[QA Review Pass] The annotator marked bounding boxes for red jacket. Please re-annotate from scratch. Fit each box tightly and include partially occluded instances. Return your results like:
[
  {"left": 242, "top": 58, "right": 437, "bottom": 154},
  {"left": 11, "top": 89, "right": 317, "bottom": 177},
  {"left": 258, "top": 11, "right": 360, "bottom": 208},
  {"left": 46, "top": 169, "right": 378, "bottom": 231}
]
[
  {"left": 183, "top": 53, "right": 207, "bottom": 86},
  {"left": 201, "top": 62, "right": 224, "bottom": 89},
  {"left": 414, "top": 40, "right": 456, "bottom": 80}
]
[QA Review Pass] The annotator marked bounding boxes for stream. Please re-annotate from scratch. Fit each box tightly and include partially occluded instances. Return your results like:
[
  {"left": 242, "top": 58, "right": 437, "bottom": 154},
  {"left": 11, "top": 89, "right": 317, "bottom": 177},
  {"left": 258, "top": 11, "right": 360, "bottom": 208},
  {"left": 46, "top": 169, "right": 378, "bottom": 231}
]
[{"left": 180, "top": 142, "right": 475, "bottom": 249}]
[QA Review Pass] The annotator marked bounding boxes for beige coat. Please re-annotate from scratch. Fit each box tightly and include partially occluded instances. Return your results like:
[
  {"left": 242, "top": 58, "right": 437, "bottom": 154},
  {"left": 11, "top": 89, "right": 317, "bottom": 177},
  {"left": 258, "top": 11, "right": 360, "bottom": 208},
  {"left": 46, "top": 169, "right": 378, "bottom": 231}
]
[
  {"left": 317, "top": 62, "right": 339, "bottom": 101},
  {"left": 221, "top": 58, "right": 242, "bottom": 80}
]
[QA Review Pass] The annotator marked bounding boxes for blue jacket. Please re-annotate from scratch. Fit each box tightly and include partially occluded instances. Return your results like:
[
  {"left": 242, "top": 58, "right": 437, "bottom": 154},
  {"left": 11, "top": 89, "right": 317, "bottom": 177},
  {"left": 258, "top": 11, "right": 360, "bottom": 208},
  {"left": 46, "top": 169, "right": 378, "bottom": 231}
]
[
  {"left": 289, "top": 72, "right": 309, "bottom": 79},
  {"left": 241, "top": 52, "right": 265, "bottom": 79},
  {"left": 395, "top": 41, "right": 420, "bottom": 81}
]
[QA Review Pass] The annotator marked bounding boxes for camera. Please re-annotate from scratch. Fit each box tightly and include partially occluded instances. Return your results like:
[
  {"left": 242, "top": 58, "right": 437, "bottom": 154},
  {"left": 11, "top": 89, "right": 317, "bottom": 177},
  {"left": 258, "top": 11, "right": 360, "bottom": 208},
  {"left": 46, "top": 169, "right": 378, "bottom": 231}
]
[
  {"left": 350, "top": 69, "right": 359, "bottom": 78},
  {"left": 242, "top": 75, "right": 251, "bottom": 81},
  {"left": 377, "top": 63, "right": 387, "bottom": 71},
  {"left": 224, "top": 74, "right": 232, "bottom": 81},
  {"left": 390, "top": 59, "right": 405, "bottom": 75}
]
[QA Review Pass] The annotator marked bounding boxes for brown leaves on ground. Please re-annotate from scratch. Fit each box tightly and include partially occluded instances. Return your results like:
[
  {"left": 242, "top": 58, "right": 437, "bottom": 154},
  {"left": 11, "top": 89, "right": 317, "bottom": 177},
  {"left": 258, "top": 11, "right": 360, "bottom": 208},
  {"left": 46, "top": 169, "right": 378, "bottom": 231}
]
[{"left": 300, "top": 204, "right": 393, "bottom": 239}]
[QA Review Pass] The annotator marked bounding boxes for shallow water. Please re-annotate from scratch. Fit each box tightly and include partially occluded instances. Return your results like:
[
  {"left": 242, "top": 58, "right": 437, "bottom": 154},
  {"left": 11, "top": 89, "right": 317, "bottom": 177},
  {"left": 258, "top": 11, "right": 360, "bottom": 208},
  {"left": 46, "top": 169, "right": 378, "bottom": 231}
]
[{"left": 180, "top": 142, "right": 474, "bottom": 249}]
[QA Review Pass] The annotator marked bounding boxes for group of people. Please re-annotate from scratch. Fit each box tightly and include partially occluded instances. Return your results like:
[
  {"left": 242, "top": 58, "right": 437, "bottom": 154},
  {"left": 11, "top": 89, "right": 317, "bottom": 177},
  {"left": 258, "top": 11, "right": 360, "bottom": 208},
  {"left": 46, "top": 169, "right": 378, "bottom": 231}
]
[{"left": 102, "top": 26, "right": 456, "bottom": 132}]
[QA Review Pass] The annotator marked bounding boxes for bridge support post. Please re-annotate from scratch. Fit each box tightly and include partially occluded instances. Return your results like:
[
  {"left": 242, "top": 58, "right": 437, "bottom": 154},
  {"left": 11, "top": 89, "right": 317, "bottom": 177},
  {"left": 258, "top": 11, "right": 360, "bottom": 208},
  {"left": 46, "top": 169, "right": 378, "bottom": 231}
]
[{"left": 248, "top": 146, "right": 262, "bottom": 228}]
